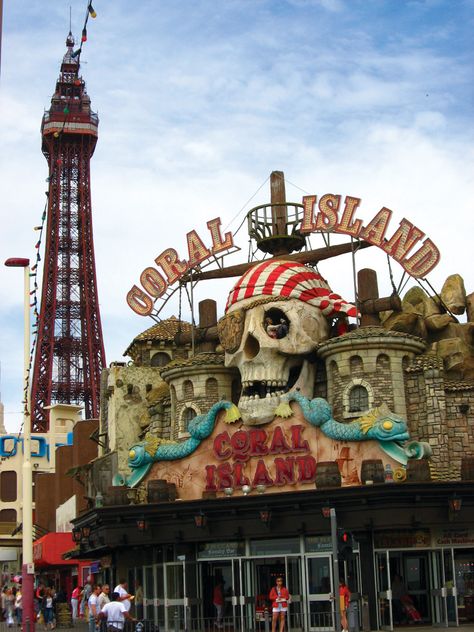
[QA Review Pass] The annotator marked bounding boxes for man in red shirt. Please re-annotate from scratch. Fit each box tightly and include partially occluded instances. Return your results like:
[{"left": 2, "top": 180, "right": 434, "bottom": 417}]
[{"left": 213, "top": 580, "right": 224, "bottom": 629}]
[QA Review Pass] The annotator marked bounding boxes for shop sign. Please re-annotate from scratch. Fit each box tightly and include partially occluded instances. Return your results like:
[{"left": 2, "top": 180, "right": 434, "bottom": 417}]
[
  {"left": 127, "top": 194, "right": 440, "bottom": 317},
  {"left": 305, "top": 535, "right": 333, "bottom": 553},
  {"left": 433, "top": 529, "right": 474, "bottom": 547},
  {"left": 374, "top": 529, "right": 430, "bottom": 549},
  {"left": 127, "top": 217, "right": 234, "bottom": 316},
  {"left": 249, "top": 537, "right": 300, "bottom": 556},
  {"left": 197, "top": 541, "right": 244, "bottom": 559},
  {"left": 301, "top": 194, "right": 440, "bottom": 279},
  {"left": 33, "top": 543, "right": 43, "bottom": 561},
  {"left": 204, "top": 424, "right": 316, "bottom": 491}
]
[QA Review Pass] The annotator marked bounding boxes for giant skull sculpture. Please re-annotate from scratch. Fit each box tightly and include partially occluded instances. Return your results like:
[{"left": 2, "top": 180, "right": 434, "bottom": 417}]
[{"left": 218, "top": 260, "right": 357, "bottom": 425}]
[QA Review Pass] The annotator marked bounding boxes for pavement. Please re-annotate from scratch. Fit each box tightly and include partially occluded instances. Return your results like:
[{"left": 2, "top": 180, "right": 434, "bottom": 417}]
[{"left": 3, "top": 623, "right": 472, "bottom": 632}]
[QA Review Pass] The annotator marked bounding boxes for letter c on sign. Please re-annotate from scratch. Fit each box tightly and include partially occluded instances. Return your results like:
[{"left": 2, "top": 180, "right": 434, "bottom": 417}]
[
  {"left": 126, "top": 285, "right": 153, "bottom": 316},
  {"left": 214, "top": 432, "right": 231, "bottom": 460}
]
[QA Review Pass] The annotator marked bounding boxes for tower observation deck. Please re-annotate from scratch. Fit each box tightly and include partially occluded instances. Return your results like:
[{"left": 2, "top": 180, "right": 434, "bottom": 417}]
[{"left": 31, "top": 32, "right": 106, "bottom": 432}]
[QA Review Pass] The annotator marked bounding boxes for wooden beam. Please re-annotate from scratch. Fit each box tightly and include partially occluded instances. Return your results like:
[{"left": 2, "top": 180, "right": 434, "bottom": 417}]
[{"left": 187, "top": 240, "right": 372, "bottom": 282}]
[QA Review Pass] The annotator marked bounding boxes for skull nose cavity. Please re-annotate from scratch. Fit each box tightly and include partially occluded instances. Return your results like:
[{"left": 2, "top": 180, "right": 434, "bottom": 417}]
[{"left": 244, "top": 333, "right": 260, "bottom": 359}]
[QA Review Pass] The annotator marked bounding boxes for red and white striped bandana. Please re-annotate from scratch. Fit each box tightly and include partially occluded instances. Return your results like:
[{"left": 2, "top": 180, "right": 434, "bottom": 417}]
[{"left": 225, "top": 260, "right": 357, "bottom": 317}]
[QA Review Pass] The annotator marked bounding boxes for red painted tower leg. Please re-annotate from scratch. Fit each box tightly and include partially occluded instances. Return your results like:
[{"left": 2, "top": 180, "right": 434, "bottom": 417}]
[{"left": 30, "top": 32, "right": 106, "bottom": 432}]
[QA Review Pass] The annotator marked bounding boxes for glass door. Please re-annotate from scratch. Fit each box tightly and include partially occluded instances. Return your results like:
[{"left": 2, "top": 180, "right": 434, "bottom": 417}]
[
  {"left": 375, "top": 550, "right": 392, "bottom": 630},
  {"left": 241, "top": 558, "right": 258, "bottom": 632},
  {"left": 430, "top": 549, "right": 458, "bottom": 627},
  {"left": 286, "top": 556, "right": 303, "bottom": 632},
  {"left": 453, "top": 548, "right": 474, "bottom": 625},
  {"left": 306, "top": 555, "right": 333, "bottom": 631},
  {"left": 143, "top": 564, "right": 163, "bottom": 627},
  {"left": 164, "top": 561, "right": 186, "bottom": 631},
  {"left": 199, "top": 559, "right": 236, "bottom": 628},
  {"left": 431, "top": 551, "right": 447, "bottom": 626},
  {"left": 443, "top": 549, "right": 458, "bottom": 626}
]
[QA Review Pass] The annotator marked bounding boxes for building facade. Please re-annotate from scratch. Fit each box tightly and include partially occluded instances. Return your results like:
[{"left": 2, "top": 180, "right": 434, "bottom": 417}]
[{"left": 68, "top": 258, "right": 474, "bottom": 632}]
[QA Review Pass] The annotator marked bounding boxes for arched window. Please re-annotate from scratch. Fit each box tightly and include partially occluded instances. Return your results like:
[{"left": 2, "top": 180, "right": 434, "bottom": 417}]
[
  {"left": 348, "top": 385, "right": 369, "bottom": 413},
  {"left": 0, "top": 471, "right": 17, "bottom": 502},
  {"left": 182, "top": 407, "right": 197, "bottom": 428},
  {"left": 150, "top": 352, "right": 171, "bottom": 368},
  {"left": 205, "top": 378, "right": 218, "bottom": 399},
  {"left": 183, "top": 380, "right": 194, "bottom": 399},
  {"left": 0, "top": 509, "right": 17, "bottom": 523}
]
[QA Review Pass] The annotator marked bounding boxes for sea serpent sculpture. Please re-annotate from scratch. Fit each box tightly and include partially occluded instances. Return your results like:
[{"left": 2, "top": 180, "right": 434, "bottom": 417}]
[
  {"left": 121, "top": 392, "right": 430, "bottom": 487},
  {"left": 274, "top": 391, "right": 431, "bottom": 464}
]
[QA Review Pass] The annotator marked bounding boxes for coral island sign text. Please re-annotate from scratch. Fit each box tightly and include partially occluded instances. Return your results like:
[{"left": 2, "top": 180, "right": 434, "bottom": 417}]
[
  {"left": 204, "top": 423, "right": 317, "bottom": 491},
  {"left": 127, "top": 195, "right": 440, "bottom": 316}
]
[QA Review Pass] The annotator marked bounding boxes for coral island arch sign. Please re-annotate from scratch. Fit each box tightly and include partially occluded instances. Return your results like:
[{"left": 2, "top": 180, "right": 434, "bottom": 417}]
[{"left": 126, "top": 194, "right": 440, "bottom": 316}]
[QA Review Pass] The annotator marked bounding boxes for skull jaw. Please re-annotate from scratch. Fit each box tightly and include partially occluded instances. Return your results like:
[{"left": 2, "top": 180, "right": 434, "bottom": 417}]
[{"left": 238, "top": 360, "right": 315, "bottom": 425}]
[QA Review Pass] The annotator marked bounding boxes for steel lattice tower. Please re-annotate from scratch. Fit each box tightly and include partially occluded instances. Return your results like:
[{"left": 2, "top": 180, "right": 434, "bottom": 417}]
[{"left": 31, "top": 32, "right": 106, "bottom": 432}]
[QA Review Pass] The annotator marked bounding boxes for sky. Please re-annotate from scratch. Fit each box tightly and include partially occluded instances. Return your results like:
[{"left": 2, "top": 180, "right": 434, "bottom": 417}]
[{"left": 1, "top": 0, "right": 473, "bottom": 432}]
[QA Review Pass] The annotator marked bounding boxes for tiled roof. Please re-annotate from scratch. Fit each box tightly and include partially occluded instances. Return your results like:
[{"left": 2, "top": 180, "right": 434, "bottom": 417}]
[
  {"left": 159, "top": 352, "right": 225, "bottom": 374},
  {"left": 404, "top": 353, "right": 443, "bottom": 373},
  {"left": 445, "top": 380, "right": 474, "bottom": 391},
  {"left": 319, "top": 325, "right": 425, "bottom": 351},
  {"left": 133, "top": 316, "right": 193, "bottom": 342},
  {"left": 124, "top": 316, "right": 193, "bottom": 357}
]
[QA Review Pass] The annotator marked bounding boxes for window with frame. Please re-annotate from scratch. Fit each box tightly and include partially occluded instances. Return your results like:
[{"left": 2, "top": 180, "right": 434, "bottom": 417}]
[
  {"left": 150, "top": 352, "right": 171, "bottom": 368},
  {"left": 348, "top": 385, "right": 369, "bottom": 413},
  {"left": 182, "top": 407, "right": 197, "bottom": 428}
]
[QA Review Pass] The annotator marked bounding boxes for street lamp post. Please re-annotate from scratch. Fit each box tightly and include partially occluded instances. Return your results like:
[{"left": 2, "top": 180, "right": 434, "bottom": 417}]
[{"left": 5, "top": 257, "right": 35, "bottom": 632}]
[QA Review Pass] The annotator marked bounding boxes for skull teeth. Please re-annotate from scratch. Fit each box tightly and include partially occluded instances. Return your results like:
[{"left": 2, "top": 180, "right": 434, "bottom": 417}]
[{"left": 241, "top": 379, "right": 289, "bottom": 399}]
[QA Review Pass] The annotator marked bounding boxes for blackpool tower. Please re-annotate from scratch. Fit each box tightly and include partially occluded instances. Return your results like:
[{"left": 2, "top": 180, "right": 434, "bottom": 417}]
[{"left": 31, "top": 32, "right": 106, "bottom": 432}]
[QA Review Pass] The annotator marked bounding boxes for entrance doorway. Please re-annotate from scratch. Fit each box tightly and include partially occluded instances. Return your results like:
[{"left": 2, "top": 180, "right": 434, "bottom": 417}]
[
  {"left": 375, "top": 548, "right": 474, "bottom": 629},
  {"left": 306, "top": 555, "right": 333, "bottom": 631}
]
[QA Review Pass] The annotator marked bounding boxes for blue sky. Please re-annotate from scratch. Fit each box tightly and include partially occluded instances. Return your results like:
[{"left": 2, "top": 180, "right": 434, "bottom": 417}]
[{"left": 1, "top": 0, "right": 473, "bottom": 431}]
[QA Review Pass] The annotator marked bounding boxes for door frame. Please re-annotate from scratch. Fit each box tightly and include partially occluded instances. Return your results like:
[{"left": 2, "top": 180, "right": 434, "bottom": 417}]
[{"left": 304, "top": 553, "right": 334, "bottom": 632}]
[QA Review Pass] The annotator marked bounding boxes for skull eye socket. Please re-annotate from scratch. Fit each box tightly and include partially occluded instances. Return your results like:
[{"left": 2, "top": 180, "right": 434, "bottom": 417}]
[{"left": 264, "top": 308, "right": 290, "bottom": 340}]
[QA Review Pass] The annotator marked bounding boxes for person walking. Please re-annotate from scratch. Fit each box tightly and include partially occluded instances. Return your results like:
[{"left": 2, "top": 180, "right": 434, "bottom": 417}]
[
  {"left": 269, "top": 577, "right": 290, "bottom": 632},
  {"left": 14, "top": 587, "right": 22, "bottom": 625},
  {"left": 71, "top": 585, "right": 82, "bottom": 620},
  {"left": 41, "top": 588, "right": 56, "bottom": 630},
  {"left": 113, "top": 580, "right": 133, "bottom": 612},
  {"left": 213, "top": 580, "right": 224, "bottom": 629},
  {"left": 339, "top": 580, "right": 351, "bottom": 632},
  {"left": 99, "top": 592, "right": 135, "bottom": 632},
  {"left": 98, "top": 585, "right": 111, "bottom": 632},
  {"left": 134, "top": 581, "right": 143, "bottom": 620},
  {"left": 82, "top": 579, "right": 93, "bottom": 619},
  {"left": 88, "top": 585, "right": 101, "bottom": 632},
  {"left": 4, "top": 588, "right": 15, "bottom": 628}
]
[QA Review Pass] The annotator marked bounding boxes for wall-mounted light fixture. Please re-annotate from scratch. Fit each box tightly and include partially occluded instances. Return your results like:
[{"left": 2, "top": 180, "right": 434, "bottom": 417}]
[
  {"left": 459, "top": 404, "right": 470, "bottom": 415},
  {"left": 136, "top": 519, "right": 148, "bottom": 531},
  {"left": 259, "top": 509, "right": 272, "bottom": 524},
  {"left": 194, "top": 512, "right": 207, "bottom": 528},
  {"left": 72, "top": 525, "right": 91, "bottom": 543},
  {"left": 81, "top": 525, "right": 91, "bottom": 540},
  {"left": 449, "top": 496, "right": 462, "bottom": 512},
  {"left": 321, "top": 506, "right": 332, "bottom": 518},
  {"left": 72, "top": 527, "right": 82, "bottom": 543}
]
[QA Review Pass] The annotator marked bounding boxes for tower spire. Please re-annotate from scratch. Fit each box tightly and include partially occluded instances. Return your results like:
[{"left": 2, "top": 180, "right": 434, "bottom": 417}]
[{"left": 30, "top": 34, "right": 106, "bottom": 432}]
